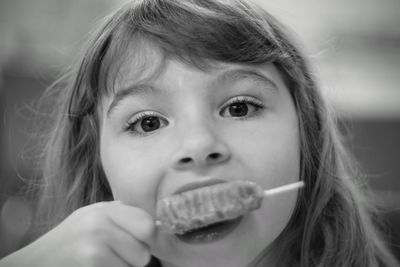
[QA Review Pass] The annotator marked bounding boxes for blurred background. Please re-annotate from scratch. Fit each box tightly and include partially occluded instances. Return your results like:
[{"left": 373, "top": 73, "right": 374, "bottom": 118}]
[{"left": 0, "top": 0, "right": 399, "bottom": 260}]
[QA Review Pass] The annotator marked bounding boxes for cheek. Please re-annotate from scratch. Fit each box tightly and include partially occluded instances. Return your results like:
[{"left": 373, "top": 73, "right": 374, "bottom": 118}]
[
  {"left": 259, "top": 132, "right": 300, "bottom": 185},
  {"left": 229, "top": 112, "right": 300, "bottom": 247},
  {"left": 232, "top": 118, "right": 300, "bottom": 187},
  {"left": 100, "top": 136, "right": 161, "bottom": 213}
]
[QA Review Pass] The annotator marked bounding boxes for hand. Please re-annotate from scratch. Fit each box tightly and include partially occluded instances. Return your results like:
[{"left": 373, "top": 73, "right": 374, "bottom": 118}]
[{"left": 0, "top": 201, "right": 155, "bottom": 267}]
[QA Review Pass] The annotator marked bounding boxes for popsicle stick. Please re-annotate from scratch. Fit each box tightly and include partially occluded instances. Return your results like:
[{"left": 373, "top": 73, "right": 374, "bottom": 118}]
[{"left": 264, "top": 181, "right": 304, "bottom": 197}]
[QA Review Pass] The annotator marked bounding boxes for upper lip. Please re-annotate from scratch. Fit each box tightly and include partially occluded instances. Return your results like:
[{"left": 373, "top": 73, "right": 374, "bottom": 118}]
[{"left": 173, "top": 178, "right": 227, "bottom": 195}]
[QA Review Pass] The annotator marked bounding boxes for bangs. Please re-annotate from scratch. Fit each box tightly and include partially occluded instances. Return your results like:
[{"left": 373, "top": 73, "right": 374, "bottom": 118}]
[
  {"left": 97, "top": 33, "right": 169, "bottom": 97},
  {"left": 92, "top": 0, "right": 288, "bottom": 97},
  {"left": 133, "top": 0, "right": 284, "bottom": 63}
]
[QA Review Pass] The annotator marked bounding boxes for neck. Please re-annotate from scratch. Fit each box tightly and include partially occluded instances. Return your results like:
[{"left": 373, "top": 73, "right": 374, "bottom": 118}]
[
  {"left": 158, "top": 249, "right": 276, "bottom": 267},
  {"left": 247, "top": 246, "right": 276, "bottom": 267}
]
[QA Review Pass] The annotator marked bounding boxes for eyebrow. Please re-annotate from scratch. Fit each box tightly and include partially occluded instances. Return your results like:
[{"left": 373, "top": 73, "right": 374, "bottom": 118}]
[
  {"left": 107, "top": 67, "right": 279, "bottom": 117},
  {"left": 107, "top": 84, "right": 160, "bottom": 117},
  {"left": 216, "top": 68, "right": 278, "bottom": 90}
]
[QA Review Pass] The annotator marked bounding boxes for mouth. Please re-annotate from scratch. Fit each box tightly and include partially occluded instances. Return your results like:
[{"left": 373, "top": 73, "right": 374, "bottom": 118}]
[
  {"left": 173, "top": 179, "right": 226, "bottom": 195},
  {"left": 175, "top": 216, "right": 243, "bottom": 244}
]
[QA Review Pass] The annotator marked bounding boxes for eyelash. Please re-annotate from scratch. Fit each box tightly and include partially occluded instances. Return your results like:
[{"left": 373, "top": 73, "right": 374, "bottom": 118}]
[
  {"left": 124, "top": 96, "right": 265, "bottom": 136},
  {"left": 219, "top": 96, "right": 265, "bottom": 118},
  {"left": 124, "top": 111, "right": 168, "bottom": 136}
]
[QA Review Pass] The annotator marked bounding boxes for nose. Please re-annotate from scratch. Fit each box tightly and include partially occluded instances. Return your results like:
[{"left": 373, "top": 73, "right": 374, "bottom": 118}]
[{"left": 171, "top": 123, "right": 231, "bottom": 170}]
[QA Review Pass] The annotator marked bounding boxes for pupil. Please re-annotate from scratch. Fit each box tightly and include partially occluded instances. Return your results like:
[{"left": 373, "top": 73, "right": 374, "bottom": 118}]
[
  {"left": 229, "top": 103, "right": 248, "bottom": 117},
  {"left": 141, "top": 116, "right": 160, "bottom": 132}
]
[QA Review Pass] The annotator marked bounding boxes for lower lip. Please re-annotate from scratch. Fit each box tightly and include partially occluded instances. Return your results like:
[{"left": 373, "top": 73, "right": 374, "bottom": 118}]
[{"left": 175, "top": 216, "right": 243, "bottom": 244}]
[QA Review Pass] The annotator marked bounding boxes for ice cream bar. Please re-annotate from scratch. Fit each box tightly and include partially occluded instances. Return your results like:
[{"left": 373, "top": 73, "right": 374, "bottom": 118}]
[{"left": 156, "top": 180, "right": 304, "bottom": 234}]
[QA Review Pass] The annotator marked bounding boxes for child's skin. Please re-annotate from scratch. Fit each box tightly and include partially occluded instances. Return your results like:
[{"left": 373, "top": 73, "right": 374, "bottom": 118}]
[
  {"left": 99, "top": 47, "right": 301, "bottom": 266},
  {"left": 1, "top": 49, "right": 300, "bottom": 267}
]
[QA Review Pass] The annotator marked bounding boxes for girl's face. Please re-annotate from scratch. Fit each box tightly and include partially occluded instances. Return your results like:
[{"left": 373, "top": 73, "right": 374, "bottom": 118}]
[{"left": 99, "top": 52, "right": 300, "bottom": 267}]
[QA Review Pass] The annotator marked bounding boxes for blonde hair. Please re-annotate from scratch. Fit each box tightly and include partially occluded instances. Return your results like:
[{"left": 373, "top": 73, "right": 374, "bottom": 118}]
[{"left": 32, "top": 0, "right": 399, "bottom": 266}]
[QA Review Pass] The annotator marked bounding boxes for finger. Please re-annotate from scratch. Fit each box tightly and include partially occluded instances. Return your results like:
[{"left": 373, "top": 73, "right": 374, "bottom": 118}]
[
  {"left": 105, "top": 201, "right": 155, "bottom": 245},
  {"left": 78, "top": 243, "right": 130, "bottom": 267},
  {"left": 107, "top": 224, "right": 152, "bottom": 267}
]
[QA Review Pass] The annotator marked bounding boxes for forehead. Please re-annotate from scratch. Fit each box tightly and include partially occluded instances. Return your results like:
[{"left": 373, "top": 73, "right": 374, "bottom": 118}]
[
  {"left": 107, "top": 33, "right": 280, "bottom": 93},
  {"left": 100, "top": 40, "right": 291, "bottom": 122},
  {"left": 111, "top": 41, "right": 278, "bottom": 93}
]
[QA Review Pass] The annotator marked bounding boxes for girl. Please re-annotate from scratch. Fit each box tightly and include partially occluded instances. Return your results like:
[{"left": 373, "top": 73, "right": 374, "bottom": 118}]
[{"left": 1, "top": 0, "right": 399, "bottom": 266}]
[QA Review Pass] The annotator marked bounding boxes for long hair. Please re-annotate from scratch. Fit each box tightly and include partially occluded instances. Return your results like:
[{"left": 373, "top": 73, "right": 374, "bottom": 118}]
[{"left": 32, "top": 0, "right": 399, "bottom": 266}]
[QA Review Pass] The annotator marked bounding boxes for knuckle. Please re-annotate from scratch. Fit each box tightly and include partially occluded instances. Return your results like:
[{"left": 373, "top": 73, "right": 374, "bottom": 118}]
[
  {"left": 78, "top": 211, "right": 108, "bottom": 237},
  {"left": 78, "top": 243, "right": 104, "bottom": 267},
  {"left": 87, "top": 206, "right": 107, "bottom": 222},
  {"left": 74, "top": 204, "right": 106, "bottom": 221},
  {"left": 83, "top": 218, "right": 103, "bottom": 232}
]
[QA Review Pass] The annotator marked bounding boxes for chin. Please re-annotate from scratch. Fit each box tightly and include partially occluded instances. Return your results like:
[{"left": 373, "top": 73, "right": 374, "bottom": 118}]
[{"left": 152, "top": 213, "right": 273, "bottom": 267}]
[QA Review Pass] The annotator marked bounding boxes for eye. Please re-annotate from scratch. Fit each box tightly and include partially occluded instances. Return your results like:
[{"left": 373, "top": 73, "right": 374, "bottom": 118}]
[
  {"left": 220, "top": 96, "right": 264, "bottom": 118},
  {"left": 125, "top": 111, "right": 168, "bottom": 135}
]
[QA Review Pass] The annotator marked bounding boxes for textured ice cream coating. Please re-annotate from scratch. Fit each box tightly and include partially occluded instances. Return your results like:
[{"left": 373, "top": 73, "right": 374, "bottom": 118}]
[{"left": 156, "top": 180, "right": 264, "bottom": 234}]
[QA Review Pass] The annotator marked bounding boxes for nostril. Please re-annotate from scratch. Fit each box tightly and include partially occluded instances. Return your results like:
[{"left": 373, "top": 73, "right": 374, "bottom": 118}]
[
  {"left": 208, "top": 153, "right": 221, "bottom": 160},
  {"left": 176, "top": 153, "right": 227, "bottom": 168},
  {"left": 179, "top": 157, "right": 193, "bottom": 164}
]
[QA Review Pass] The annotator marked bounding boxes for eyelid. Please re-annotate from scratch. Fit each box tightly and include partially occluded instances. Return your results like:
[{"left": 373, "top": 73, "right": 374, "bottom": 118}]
[
  {"left": 126, "top": 110, "right": 164, "bottom": 124},
  {"left": 219, "top": 95, "right": 265, "bottom": 118},
  {"left": 220, "top": 95, "right": 264, "bottom": 110},
  {"left": 124, "top": 110, "right": 168, "bottom": 136}
]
